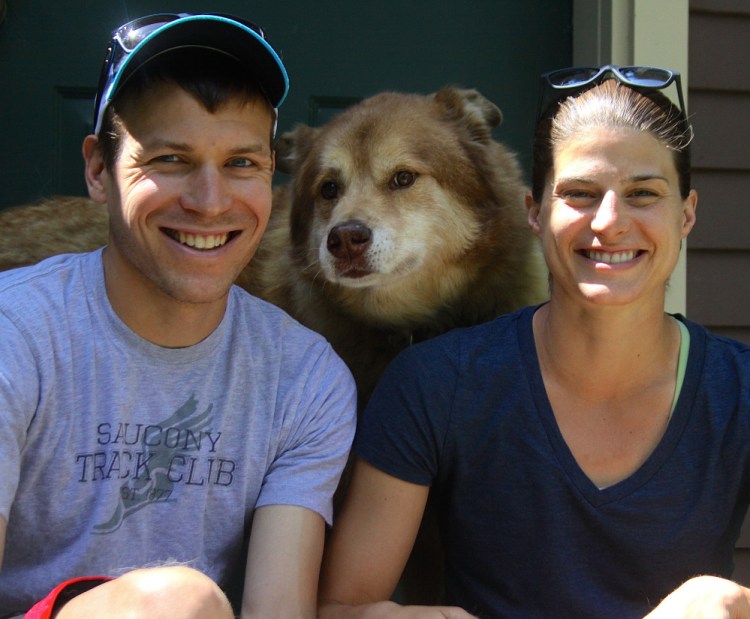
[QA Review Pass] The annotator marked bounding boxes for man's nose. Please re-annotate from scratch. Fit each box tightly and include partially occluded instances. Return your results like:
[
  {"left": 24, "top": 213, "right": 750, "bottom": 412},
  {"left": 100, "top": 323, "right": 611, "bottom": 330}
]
[{"left": 179, "top": 166, "right": 232, "bottom": 216}]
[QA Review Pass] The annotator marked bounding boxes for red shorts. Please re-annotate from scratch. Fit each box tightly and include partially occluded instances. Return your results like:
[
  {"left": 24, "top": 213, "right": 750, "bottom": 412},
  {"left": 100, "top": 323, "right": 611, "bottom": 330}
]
[{"left": 24, "top": 576, "right": 112, "bottom": 618}]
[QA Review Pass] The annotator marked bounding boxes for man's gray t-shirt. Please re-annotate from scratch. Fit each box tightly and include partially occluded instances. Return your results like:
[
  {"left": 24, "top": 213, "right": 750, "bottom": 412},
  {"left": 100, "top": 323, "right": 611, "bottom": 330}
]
[{"left": 0, "top": 250, "right": 356, "bottom": 614}]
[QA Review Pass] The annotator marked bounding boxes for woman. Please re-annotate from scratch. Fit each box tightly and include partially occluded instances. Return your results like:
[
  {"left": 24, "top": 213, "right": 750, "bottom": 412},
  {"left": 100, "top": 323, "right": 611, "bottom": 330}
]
[{"left": 317, "top": 66, "right": 750, "bottom": 618}]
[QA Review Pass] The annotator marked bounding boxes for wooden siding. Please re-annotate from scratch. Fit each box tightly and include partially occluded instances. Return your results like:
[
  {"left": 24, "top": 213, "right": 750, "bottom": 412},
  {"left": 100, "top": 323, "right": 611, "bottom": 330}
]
[
  {"left": 689, "top": 0, "right": 750, "bottom": 585},
  {"left": 687, "top": 2, "right": 750, "bottom": 345}
]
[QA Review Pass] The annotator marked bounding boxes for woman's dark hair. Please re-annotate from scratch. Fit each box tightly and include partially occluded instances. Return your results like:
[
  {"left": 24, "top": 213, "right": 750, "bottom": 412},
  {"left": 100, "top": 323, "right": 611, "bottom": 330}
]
[
  {"left": 97, "top": 48, "right": 274, "bottom": 170},
  {"left": 531, "top": 80, "right": 693, "bottom": 202}
]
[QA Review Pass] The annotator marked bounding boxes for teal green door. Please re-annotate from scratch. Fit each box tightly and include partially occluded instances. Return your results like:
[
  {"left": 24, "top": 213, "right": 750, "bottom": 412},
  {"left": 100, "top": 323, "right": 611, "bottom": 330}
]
[{"left": 0, "top": 1, "right": 571, "bottom": 210}]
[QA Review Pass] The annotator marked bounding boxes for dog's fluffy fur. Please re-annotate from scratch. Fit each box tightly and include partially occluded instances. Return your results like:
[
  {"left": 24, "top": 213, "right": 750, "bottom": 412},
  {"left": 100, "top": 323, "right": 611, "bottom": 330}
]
[
  {"left": 0, "top": 196, "right": 109, "bottom": 270},
  {"left": 243, "top": 86, "right": 547, "bottom": 405}
]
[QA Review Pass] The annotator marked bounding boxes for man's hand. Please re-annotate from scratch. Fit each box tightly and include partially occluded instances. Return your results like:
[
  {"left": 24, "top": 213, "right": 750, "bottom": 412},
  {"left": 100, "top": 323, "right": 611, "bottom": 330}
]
[{"left": 645, "top": 576, "right": 750, "bottom": 619}]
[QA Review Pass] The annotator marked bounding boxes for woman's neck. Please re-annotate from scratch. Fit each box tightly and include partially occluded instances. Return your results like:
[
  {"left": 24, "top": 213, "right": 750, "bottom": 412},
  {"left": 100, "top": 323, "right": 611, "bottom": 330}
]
[{"left": 533, "top": 300, "right": 679, "bottom": 401}]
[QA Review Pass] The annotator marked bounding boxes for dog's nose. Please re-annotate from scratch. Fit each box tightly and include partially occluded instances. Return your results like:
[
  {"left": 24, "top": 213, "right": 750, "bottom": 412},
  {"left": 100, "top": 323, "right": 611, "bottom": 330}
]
[{"left": 327, "top": 221, "right": 372, "bottom": 259}]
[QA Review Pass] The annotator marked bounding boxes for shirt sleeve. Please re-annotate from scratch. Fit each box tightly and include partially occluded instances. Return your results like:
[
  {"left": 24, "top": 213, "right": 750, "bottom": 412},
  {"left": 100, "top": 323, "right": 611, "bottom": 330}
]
[
  {"left": 0, "top": 311, "right": 39, "bottom": 521},
  {"left": 353, "top": 337, "right": 458, "bottom": 487},
  {"left": 255, "top": 342, "right": 357, "bottom": 525}
]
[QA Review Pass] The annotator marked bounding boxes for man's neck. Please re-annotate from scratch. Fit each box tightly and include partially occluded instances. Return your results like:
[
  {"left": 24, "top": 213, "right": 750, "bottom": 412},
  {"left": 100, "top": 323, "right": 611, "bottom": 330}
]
[{"left": 102, "top": 249, "right": 229, "bottom": 348}]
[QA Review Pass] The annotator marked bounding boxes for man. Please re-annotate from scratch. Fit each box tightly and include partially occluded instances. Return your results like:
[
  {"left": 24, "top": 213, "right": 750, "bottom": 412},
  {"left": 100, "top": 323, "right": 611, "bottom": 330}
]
[{"left": 0, "top": 13, "right": 356, "bottom": 618}]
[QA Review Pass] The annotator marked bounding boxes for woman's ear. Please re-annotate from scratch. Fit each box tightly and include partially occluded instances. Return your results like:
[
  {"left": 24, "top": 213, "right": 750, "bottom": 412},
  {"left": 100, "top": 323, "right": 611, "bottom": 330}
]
[
  {"left": 681, "top": 189, "right": 698, "bottom": 239},
  {"left": 526, "top": 191, "right": 542, "bottom": 238},
  {"left": 82, "top": 135, "right": 108, "bottom": 205}
]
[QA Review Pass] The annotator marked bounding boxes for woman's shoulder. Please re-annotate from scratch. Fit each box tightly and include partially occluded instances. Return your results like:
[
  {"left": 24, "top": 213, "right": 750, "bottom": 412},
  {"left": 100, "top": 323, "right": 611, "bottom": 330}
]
[
  {"left": 387, "top": 305, "right": 536, "bottom": 380},
  {"left": 676, "top": 314, "right": 750, "bottom": 354},
  {"left": 675, "top": 315, "right": 750, "bottom": 386}
]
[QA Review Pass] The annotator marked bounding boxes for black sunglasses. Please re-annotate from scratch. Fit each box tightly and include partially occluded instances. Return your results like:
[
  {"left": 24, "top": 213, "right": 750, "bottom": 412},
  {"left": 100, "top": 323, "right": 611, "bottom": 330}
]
[
  {"left": 92, "top": 13, "right": 266, "bottom": 133},
  {"left": 536, "top": 64, "right": 686, "bottom": 123}
]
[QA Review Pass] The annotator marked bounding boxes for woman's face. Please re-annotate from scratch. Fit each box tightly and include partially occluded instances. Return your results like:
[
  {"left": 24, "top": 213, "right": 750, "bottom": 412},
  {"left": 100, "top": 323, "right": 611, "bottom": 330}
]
[{"left": 527, "top": 125, "right": 697, "bottom": 309}]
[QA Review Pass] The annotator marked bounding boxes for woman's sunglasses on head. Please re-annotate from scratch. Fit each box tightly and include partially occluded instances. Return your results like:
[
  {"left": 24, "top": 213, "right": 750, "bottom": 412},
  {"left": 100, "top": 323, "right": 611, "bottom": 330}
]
[{"left": 536, "top": 64, "right": 686, "bottom": 122}]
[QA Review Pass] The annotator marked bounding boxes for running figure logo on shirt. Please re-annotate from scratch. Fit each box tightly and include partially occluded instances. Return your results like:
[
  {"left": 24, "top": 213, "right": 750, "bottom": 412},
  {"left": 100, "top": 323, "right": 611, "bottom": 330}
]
[{"left": 85, "top": 394, "right": 231, "bottom": 534}]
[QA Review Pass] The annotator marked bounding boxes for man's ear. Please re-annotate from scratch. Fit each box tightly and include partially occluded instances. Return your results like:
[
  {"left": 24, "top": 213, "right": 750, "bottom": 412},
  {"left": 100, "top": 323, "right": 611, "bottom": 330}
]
[
  {"left": 526, "top": 191, "right": 542, "bottom": 238},
  {"left": 82, "top": 135, "right": 108, "bottom": 205}
]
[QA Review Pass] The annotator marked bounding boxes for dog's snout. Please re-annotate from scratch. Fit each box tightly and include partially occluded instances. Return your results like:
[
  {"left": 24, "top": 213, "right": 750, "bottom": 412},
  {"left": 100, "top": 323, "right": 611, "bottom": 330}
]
[{"left": 327, "top": 221, "right": 372, "bottom": 259}]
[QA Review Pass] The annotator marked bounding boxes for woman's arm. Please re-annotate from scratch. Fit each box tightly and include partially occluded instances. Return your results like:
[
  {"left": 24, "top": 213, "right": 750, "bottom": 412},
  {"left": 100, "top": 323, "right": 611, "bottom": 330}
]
[{"left": 318, "top": 458, "right": 476, "bottom": 619}]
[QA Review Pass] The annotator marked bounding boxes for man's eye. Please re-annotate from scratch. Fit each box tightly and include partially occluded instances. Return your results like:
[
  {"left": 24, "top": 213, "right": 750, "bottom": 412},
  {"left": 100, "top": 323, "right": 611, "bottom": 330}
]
[{"left": 228, "top": 157, "right": 254, "bottom": 168}]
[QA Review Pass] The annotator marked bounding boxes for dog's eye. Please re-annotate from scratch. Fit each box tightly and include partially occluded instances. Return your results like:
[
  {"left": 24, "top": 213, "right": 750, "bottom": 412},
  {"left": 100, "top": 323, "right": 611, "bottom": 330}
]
[
  {"left": 391, "top": 170, "right": 417, "bottom": 189},
  {"left": 320, "top": 181, "right": 339, "bottom": 200}
]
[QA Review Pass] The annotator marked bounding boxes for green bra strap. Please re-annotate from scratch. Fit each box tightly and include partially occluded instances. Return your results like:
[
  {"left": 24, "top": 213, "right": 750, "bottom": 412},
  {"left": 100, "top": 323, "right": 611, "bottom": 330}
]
[{"left": 670, "top": 318, "right": 690, "bottom": 417}]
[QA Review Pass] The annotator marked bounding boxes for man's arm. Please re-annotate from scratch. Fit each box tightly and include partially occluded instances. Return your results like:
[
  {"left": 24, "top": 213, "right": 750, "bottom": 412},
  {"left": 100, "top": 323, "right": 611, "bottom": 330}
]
[
  {"left": 318, "top": 458, "right": 476, "bottom": 619},
  {"left": 241, "top": 504, "right": 325, "bottom": 619}
]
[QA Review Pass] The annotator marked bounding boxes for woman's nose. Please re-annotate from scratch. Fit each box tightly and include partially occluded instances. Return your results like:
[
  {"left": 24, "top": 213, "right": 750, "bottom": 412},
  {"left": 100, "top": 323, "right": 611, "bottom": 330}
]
[{"left": 591, "top": 190, "right": 628, "bottom": 236}]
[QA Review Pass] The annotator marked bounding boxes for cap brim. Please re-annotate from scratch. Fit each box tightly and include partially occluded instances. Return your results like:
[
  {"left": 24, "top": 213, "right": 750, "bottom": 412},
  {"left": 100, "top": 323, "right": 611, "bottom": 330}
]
[{"left": 112, "top": 15, "right": 288, "bottom": 109}]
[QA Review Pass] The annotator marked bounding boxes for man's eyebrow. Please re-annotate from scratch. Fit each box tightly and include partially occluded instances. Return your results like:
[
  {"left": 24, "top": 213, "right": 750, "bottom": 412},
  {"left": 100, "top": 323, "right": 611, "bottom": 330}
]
[
  {"left": 139, "top": 139, "right": 269, "bottom": 154},
  {"left": 230, "top": 143, "right": 269, "bottom": 154},
  {"left": 140, "top": 138, "right": 192, "bottom": 152}
]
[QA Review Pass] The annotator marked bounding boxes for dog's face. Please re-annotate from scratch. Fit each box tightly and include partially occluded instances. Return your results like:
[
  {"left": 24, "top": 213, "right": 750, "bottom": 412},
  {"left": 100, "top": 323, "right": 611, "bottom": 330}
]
[
  {"left": 282, "top": 88, "right": 514, "bottom": 324},
  {"left": 307, "top": 119, "right": 479, "bottom": 288}
]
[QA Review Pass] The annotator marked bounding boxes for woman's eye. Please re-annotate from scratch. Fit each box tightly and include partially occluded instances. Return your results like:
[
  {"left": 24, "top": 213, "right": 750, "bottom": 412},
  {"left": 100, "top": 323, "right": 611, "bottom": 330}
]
[
  {"left": 561, "top": 189, "right": 595, "bottom": 201},
  {"left": 627, "top": 188, "right": 663, "bottom": 206},
  {"left": 391, "top": 170, "right": 417, "bottom": 189},
  {"left": 320, "top": 181, "right": 338, "bottom": 200}
]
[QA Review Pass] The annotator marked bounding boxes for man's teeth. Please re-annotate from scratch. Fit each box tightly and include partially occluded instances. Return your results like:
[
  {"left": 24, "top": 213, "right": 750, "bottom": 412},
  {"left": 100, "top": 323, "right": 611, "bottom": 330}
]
[
  {"left": 175, "top": 231, "right": 229, "bottom": 249},
  {"left": 586, "top": 250, "right": 637, "bottom": 264}
]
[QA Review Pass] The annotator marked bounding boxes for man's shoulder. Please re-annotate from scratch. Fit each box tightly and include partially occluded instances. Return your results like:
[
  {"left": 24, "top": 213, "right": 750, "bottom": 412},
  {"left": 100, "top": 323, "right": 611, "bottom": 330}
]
[
  {"left": 0, "top": 252, "right": 94, "bottom": 294},
  {"left": 229, "top": 286, "right": 330, "bottom": 343},
  {"left": 0, "top": 252, "right": 97, "bottom": 311}
]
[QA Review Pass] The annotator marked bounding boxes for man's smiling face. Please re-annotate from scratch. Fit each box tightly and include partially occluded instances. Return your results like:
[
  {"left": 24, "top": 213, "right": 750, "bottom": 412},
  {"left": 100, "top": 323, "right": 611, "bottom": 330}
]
[{"left": 98, "top": 81, "right": 275, "bottom": 308}]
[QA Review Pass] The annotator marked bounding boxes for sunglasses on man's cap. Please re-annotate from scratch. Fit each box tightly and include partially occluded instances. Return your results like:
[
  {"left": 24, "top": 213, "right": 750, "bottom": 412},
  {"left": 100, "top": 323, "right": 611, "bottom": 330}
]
[{"left": 92, "top": 13, "right": 289, "bottom": 134}]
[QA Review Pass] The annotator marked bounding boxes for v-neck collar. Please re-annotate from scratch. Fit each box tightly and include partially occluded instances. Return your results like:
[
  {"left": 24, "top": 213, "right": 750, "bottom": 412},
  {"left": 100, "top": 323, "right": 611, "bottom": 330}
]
[{"left": 518, "top": 305, "right": 704, "bottom": 507}]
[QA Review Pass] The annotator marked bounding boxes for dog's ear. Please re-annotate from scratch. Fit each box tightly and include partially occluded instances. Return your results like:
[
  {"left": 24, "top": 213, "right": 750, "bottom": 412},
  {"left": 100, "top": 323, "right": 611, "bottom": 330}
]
[
  {"left": 274, "top": 123, "right": 321, "bottom": 175},
  {"left": 432, "top": 86, "right": 503, "bottom": 143}
]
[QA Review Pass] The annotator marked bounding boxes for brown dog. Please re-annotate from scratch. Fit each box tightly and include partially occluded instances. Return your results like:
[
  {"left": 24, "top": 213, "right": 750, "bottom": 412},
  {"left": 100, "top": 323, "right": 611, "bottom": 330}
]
[{"left": 243, "top": 86, "right": 547, "bottom": 407}]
